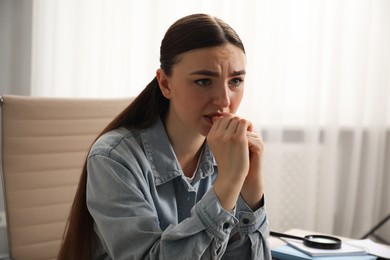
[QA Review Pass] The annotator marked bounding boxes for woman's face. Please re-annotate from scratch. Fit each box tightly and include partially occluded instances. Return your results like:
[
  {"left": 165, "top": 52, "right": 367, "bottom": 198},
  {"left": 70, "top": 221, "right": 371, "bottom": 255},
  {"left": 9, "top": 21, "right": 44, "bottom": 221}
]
[{"left": 157, "top": 43, "right": 246, "bottom": 137}]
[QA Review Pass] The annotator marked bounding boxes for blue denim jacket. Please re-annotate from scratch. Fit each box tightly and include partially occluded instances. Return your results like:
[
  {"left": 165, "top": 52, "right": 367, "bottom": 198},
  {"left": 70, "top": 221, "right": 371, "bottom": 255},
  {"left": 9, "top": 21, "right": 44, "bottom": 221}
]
[{"left": 86, "top": 118, "right": 271, "bottom": 260}]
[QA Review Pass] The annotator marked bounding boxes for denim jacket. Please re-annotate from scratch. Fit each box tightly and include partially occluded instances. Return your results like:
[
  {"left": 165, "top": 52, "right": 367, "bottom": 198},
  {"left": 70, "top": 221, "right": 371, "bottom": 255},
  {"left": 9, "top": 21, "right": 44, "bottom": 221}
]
[{"left": 86, "top": 117, "right": 271, "bottom": 260}]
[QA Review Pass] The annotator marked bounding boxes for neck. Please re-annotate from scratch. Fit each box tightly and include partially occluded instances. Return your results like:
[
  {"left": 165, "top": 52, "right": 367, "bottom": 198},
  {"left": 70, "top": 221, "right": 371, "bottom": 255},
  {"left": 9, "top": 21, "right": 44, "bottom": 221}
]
[
  {"left": 164, "top": 117, "right": 205, "bottom": 178},
  {"left": 171, "top": 133, "right": 205, "bottom": 178}
]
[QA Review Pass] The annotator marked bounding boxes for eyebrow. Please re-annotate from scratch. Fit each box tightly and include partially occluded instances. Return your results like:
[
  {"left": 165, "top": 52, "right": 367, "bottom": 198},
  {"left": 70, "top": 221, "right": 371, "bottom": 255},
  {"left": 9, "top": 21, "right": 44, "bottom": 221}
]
[{"left": 189, "top": 70, "right": 246, "bottom": 77}]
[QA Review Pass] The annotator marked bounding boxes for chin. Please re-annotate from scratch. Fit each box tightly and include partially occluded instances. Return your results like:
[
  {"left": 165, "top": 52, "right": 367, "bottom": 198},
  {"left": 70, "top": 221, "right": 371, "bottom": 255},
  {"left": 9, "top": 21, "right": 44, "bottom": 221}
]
[
  {"left": 199, "top": 126, "right": 211, "bottom": 137},
  {"left": 200, "top": 132, "right": 208, "bottom": 137}
]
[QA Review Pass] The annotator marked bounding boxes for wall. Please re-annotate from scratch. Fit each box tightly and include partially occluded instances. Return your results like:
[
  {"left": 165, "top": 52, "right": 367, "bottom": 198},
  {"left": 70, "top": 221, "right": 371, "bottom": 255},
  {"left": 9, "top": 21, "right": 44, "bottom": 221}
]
[{"left": 0, "top": 0, "right": 32, "bottom": 95}]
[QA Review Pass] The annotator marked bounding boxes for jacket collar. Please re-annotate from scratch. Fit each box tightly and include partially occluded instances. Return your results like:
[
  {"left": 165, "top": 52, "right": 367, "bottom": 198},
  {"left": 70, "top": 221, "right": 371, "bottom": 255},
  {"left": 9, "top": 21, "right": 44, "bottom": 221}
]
[{"left": 141, "top": 117, "right": 216, "bottom": 186}]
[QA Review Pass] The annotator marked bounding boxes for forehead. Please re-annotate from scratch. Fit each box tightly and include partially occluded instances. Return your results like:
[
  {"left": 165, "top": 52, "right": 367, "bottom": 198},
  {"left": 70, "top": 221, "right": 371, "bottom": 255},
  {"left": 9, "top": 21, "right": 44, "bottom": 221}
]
[{"left": 173, "top": 44, "right": 246, "bottom": 73}]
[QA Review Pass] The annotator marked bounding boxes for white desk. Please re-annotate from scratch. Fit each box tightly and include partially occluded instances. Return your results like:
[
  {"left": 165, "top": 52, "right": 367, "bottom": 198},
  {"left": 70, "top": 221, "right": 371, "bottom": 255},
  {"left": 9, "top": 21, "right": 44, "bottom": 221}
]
[{"left": 269, "top": 228, "right": 390, "bottom": 259}]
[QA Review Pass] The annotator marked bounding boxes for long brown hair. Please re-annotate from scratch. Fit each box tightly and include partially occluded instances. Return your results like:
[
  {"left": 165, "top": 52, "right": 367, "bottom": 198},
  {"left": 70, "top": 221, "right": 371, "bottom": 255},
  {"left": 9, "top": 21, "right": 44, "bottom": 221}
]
[{"left": 57, "top": 13, "right": 245, "bottom": 260}]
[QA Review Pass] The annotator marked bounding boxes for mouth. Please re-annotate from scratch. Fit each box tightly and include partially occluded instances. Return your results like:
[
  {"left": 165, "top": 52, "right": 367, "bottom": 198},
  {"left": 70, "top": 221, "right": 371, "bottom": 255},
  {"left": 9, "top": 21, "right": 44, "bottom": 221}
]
[{"left": 204, "top": 112, "right": 224, "bottom": 124}]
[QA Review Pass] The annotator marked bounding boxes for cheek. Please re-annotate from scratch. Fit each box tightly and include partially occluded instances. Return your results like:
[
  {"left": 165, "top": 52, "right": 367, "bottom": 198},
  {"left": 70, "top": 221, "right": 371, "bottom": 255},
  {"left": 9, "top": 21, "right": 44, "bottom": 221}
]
[
  {"left": 172, "top": 87, "right": 202, "bottom": 112},
  {"left": 176, "top": 86, "right": 205, "bottom": 106},
  {"left": 230, "top": 92, "right": 244, "bottom": 112}
]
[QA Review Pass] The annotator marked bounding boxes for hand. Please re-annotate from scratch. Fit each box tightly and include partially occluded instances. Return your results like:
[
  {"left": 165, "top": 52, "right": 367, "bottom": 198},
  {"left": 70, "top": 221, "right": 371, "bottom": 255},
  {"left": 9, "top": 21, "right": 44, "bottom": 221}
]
[
  {"left": 207, "top": 113, "right": 252, "bottom": 210},
  {"left": 241, "top": 128, "right": 265, "bottom": 210}
]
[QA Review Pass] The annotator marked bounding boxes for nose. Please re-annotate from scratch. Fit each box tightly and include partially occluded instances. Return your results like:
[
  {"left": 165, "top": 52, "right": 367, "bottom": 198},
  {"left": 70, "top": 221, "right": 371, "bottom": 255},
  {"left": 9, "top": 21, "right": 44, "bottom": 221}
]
[{"left": 212, "top": 84, "right": 231, "bottom": 108}]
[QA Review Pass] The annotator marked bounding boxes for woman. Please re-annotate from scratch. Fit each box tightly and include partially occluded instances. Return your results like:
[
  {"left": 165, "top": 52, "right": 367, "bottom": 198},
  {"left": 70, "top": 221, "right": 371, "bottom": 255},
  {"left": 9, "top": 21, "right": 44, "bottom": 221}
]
[{"left": 58, "top": 13, "right": 271, "bottom": 260}]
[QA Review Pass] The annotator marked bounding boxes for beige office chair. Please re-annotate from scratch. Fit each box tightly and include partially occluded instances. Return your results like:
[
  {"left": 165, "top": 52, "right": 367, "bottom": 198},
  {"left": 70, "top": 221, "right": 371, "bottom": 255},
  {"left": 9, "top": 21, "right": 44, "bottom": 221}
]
[{"left": 0, "top": 95, "right": 131, "bottom": 259}]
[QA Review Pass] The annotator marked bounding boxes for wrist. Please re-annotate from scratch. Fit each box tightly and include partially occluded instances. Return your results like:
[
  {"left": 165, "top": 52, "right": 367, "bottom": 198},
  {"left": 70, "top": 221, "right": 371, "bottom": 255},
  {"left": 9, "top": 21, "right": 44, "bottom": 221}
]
[
  {"left": 213, "top": 177, "right": 245, "bottom": 211},
  {"left": 240, "top": 189, "right": 264, "bottom": 210}
]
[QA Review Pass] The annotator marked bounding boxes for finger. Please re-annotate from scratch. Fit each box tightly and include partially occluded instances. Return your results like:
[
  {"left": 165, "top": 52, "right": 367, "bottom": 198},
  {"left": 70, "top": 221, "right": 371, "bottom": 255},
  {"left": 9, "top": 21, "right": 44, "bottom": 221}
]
[
  {"left": 214, "top": 114, "right": 234, "bottom": 131},
  {"left": 236, "top": 118, "right": 251, "bottom": 136},
  {"left": 211, "top": 112, "right": 231, "bottom": 124},
  {"left": 247, "top": 133, "right": 264, "bottom": 153},
  {"left": 247, "top": 121, "right": 253, "bottom": 132},
  {"left": 226, "top": 117, "right": 241, "bottom": 134},
  {"left": 246, "top": 131, "right": 261, "bottom": 139},
  {"left": 210, "top": 116, "right": 223, "bottom": 132}
]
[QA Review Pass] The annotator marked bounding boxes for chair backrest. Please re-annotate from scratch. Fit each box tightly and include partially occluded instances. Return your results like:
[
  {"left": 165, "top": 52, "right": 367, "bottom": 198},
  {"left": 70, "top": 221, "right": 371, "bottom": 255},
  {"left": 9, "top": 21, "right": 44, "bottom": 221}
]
[{"left": 0, "top": 95, "right": 131, "bottom": 259}]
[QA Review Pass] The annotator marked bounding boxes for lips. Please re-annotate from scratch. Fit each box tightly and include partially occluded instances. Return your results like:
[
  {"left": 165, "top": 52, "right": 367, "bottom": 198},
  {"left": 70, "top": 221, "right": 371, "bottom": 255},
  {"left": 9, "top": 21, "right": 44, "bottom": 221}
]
[{"left": 204, "top": 112, "right": 224, "bottom": 124}]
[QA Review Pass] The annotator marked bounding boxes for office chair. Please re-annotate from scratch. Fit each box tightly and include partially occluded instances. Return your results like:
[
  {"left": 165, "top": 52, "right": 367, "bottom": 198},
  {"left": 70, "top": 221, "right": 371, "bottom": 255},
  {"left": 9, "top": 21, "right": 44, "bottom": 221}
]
[{"left": 0, "top": 95, "right": 130, "bottom": 259}]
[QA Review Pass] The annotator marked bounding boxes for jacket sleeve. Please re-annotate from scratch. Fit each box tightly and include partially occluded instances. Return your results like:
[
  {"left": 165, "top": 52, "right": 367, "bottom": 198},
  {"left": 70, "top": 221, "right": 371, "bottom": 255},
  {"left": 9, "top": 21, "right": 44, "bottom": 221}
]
[
  {"left": 221, "top": 196, "right": 272, "bottom": 259},
  {"left": 87, "top": 153, "right": 271, "bottom": 260}
]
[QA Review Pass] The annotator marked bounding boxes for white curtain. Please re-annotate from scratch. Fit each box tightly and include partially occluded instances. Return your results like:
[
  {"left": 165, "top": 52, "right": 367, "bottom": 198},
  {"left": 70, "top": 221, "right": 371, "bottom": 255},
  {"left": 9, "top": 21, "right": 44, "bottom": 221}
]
[{"left": 31, "top": 0, "right": 390, "bottom": 240}]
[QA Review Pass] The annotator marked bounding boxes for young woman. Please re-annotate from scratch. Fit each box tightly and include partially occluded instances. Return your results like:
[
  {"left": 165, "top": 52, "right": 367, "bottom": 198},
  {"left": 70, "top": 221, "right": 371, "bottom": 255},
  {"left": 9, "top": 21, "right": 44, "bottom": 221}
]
[{"left": 58, "top": 13, "right": 271, "bottom": 260}]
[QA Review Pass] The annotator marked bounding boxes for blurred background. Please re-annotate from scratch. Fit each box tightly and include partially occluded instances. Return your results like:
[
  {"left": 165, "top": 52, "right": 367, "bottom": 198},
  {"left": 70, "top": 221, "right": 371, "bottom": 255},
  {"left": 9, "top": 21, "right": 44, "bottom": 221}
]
[{"left": 1, "top": 0, "right": 389, "bottom": 256}]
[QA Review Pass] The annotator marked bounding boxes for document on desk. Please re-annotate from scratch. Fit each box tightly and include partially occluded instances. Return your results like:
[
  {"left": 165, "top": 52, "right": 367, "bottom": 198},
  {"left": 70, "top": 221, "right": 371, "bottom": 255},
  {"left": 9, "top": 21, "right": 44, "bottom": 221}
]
[
  {"left": 281, "top": 238, "right": 368, "bottom": 257},
  {"left": 346, "top": 239, "right": 390, "bottom": 259},
  {"left": 271, "top": 244, "right": 377, "bottom": 260}
]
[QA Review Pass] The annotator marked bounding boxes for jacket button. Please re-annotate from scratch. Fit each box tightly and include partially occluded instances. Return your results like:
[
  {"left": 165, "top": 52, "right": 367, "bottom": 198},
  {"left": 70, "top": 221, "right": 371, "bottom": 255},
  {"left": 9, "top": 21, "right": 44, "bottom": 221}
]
[
  {"left": 242, "top": 218, "right": 250, "bottom": 224},
  {"left": 223, "top": 223, "right": 230, "bottom": 229}
]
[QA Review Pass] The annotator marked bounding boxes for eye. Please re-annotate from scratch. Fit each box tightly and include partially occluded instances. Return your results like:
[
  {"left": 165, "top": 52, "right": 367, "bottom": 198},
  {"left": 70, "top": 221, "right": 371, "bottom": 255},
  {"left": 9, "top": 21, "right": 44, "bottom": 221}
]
[
  {"left": 229, "top": 77, "right": 244, "bottom": 87},
  {"left": 194, "top": 79, "right": 212, "bottom": 86}
]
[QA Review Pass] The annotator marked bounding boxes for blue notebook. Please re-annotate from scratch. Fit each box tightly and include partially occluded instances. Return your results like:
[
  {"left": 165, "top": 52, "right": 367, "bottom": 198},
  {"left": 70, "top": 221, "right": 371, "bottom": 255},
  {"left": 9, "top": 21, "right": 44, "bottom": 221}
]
[{"left": 271, "top": 245, "right": 377, "bottom": 260}]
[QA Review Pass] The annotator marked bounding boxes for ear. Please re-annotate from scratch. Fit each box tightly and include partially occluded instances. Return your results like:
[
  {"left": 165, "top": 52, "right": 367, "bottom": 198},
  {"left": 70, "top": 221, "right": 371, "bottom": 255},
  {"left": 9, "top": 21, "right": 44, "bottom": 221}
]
[{"left": 156, "top": 69, "right": 172, "bottom": 99}]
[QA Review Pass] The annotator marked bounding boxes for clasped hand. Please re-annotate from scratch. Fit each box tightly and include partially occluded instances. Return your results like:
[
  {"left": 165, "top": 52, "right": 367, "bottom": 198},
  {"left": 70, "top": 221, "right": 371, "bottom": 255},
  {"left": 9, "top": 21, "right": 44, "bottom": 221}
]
[{"left": 207, "top": 113, "right": 264, "bottom": 211}]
